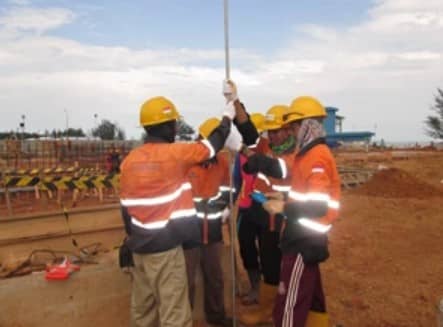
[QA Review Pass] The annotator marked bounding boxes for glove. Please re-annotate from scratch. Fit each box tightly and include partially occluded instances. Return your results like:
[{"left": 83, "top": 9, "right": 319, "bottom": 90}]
[
  {"left": 263, "top": 199, "right": 285, "bottom": 215},
  {"left": 222, "top": 101, "right": 236, "bottom": 120},
  {"left": 221, "top": 208, "right": 230, "bottom": 224},
  {"left": 225, "top": 124, "right": 243, "bottom": 151},
  {"left": 243, "top": 153, "right": 281, "bottom": 177},
  {"left": 242, "top": 153, "right": 264, "bottom": 174},
  {"left": 222, "top": 79, "right": 238, "bottom": 103}
]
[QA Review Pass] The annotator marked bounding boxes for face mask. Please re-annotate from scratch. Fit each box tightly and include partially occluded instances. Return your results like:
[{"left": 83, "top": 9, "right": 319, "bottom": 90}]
[{"left": 270, "top": 135, "right": 296, "bottom": 155}]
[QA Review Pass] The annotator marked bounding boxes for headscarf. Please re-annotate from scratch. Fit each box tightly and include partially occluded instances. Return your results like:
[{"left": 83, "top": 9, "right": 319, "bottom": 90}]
[{"left": 296, "top": 118, "right": 326, "bottom": 151}]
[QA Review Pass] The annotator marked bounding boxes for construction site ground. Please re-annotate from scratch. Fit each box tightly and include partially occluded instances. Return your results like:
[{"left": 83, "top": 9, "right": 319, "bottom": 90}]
[{"left": 1, "top": 150, "right": 442, "bottom": 326}]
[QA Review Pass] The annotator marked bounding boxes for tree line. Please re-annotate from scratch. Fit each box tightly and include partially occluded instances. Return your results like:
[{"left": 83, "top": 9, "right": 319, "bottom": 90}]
[
  {"left": 5, "top": 94, "right": 438, "bottom": 142},
  {"left": 0, "top": 119, "right": 196, "bottom": 141}
]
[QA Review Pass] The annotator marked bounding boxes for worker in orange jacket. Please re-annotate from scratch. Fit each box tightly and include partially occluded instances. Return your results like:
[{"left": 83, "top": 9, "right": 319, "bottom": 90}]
[
  {"left": 184, "top": 117, "right": 240, "bottom": 327},
  {"left": 236, "top": 105, "right": 297, "bottom": 325},
  {"left": 119, "top": 95, "right": 235, "bottom": 327},
  {"left": 263, "top": 96, "right": 341, "bottom": 327}
]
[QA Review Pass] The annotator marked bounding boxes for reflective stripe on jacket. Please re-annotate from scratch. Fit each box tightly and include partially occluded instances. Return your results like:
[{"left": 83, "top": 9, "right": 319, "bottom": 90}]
[
  {"left": 120, "top": 141, "right": 213, "bottom": 230},
  {"left": 187, "top": 152, "right": 233, "bottom": 244},
  {"left": 281, "top": 140, "right": 341, "bottom": 253}
]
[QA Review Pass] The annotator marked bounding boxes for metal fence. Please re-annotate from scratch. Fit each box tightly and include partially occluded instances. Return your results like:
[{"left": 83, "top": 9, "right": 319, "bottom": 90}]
[{"left": 0, "top": 138, "right": 140, "bottom": 171}]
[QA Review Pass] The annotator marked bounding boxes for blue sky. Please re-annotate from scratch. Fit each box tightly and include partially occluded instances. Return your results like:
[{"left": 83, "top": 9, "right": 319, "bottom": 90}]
[
  {"left": 0, "top": 0, "right": 442, "bottom": 142},
  {"left": 19, "top": 1, "right": 373, "bottom": 51}
]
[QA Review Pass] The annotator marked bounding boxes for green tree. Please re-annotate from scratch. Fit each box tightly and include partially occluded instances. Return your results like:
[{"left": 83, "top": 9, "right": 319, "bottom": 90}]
[
  {"left": 62, "top": 128, "right": 86, "bottom": 137},
  {"left": 92, "top": 119, "right": 126, "bottom": 140},
  {"left": 424, "top": 88, "right": 443, "bottom": 139}
]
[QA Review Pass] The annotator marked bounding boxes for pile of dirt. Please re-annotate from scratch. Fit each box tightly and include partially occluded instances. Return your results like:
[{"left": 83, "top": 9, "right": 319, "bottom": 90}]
[{"left": 353, "top": 167, "right": 443, "bottom": 198}]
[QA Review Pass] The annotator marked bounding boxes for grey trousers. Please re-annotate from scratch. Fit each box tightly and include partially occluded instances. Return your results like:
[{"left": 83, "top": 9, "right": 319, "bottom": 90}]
[{"left": 184, "top": 242, "right": 226, "bottom": 323}]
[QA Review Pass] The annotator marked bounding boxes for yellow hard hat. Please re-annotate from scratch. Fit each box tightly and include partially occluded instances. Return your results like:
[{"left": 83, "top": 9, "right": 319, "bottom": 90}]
[
  {"left": 198, "top": 117, "right": 220, "bottom": 139},
  {"left": 285, "top": 96, "right": 326, "bottom": 124},
  {"left": 263, "top": 105, "right": 289, "bottom": 131},
  {"left": 250, "top": 113, "right": 266, "bottom": 133},
  {"left": 140, "top": 96, "right": 180, "bottom": 127}
]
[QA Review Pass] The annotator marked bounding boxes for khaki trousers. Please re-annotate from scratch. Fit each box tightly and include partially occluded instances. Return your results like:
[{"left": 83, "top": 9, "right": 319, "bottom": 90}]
[{"left": 131, "top": 246, "right": 192, "bottom": 327}]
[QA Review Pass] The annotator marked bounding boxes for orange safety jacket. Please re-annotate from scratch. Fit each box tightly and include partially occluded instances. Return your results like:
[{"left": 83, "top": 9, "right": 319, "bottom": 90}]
[
  {"left": 253, "top": 143, "right": 293, "bottom": 196},
  {"left": 244, "top": 137, "right": 295, "bottom": 231},
  {"left": 281, "top": 139, "right": 341, "bottom": 256},
  {"left": 186, "top": 151, "right": 233, "bottom": 245},
  {"left": 120, "top": 140, "right": 215, "bottom": 252}
]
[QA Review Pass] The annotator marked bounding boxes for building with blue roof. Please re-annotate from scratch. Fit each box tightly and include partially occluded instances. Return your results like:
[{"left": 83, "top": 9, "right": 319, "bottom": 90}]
[{"left": 324, "top": 107, "right": 375, "bottom": 147}]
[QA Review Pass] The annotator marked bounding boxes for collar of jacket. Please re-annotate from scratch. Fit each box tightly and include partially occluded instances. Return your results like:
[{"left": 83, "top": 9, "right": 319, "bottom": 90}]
[
  {"left": 296, "top": 137, "right": 326, "bottom": 157},
  {"left": 145, "top": 135, "right": 172, "bottom": 143}
]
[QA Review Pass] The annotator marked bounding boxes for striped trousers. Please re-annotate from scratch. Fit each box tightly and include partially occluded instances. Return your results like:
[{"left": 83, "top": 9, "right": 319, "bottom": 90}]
[{"left": 273, "top": 253, "right": 326, "bottom": 327}]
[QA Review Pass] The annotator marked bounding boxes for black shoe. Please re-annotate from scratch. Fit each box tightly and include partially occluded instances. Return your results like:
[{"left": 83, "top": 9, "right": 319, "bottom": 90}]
[{"left": 207, "top": 316, "right": 234, "bottom": 327}]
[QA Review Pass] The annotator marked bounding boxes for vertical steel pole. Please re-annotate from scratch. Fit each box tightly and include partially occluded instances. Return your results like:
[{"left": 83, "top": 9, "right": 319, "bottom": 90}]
[
  {"left": 224, "top": 0, "right": 237, "bottom": 325},
  {"left": 224, "top": 0, "right": 231, "bottom": 80}
]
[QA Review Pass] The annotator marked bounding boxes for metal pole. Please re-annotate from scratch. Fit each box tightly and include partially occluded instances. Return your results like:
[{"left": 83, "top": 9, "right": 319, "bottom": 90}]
[
  {"left": 224, "top": 0, "right": 231, "bottom": 80},
  {"left": 64, "top": 108, "right": 69, "bottom": 132},
  {"left": 224, "top": 0, "right": 237, "bottom": 325}
]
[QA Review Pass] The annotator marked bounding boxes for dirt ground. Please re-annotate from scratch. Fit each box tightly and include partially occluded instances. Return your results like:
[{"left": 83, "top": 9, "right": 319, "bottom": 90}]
[
  {"left": 1, "top": 151, "right": 442, "bottom": 327},
  {"left": 323, "top": 152, "right": 443, "bottom": 327},
  {"left": 191, "top": 151, "right": 443, "bottom": 327}
]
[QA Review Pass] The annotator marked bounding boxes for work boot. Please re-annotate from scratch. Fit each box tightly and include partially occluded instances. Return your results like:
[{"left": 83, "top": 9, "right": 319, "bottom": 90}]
[
  {"left": 305, "top": 311, "right": 329, "bottom": 327},
  {"left": 241, "top": 269, "right": 260, "bottom": 305},
  {"left": 207, "top": 316, "right": 234, "bottom": 327},
  {"left": 239, "top": 281, "right": 278, "bottom": 326}
]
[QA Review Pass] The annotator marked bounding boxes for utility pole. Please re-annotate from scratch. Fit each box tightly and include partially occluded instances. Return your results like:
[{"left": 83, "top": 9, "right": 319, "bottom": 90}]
[
  {"left": 19, "top": 114, "right": 25, "bottom": 140},
  {"left": 64, "top": 108, "right": 69, "bottom": 134}
]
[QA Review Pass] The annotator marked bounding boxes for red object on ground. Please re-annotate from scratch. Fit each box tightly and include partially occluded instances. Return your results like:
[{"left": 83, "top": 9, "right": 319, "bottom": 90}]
[{"left": 45, "top": 258, "right": 80, "bottom": 281}]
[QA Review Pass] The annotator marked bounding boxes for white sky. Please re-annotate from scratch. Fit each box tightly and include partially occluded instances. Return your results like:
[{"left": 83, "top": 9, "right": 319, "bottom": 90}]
[{"left": 0, "top": 0, "right": 442, "bottom": 142}]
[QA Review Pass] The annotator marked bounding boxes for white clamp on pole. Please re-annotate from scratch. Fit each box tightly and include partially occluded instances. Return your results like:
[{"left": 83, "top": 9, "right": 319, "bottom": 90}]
[{"left": 223, "top": 0, "right": 237, "bottom": 325}]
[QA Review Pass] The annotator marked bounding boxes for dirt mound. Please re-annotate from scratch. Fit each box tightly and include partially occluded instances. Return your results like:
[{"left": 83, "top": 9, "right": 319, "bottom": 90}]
[{"left": 353, "top": 168, "right": 443, "bottom": 198}]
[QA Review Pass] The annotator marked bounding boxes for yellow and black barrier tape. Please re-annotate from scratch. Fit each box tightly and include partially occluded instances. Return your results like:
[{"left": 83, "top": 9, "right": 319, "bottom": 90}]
[{"left": 1, "top": 173, "right": 120, "bottom": 192}]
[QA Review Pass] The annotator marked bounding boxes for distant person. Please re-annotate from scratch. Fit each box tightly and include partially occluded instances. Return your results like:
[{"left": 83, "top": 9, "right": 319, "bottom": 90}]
[
  {"left": 105, "top": 147, "right": 121, "bottom": 174},
  {"left": 110, "top": 148, "right": 121, "bottom": 173},
  {"left": 119, "top": 94, "right": 235, "bottom": 327},
  {"left": 105, "top": 148, "right": 113, "bottom": 173}
]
